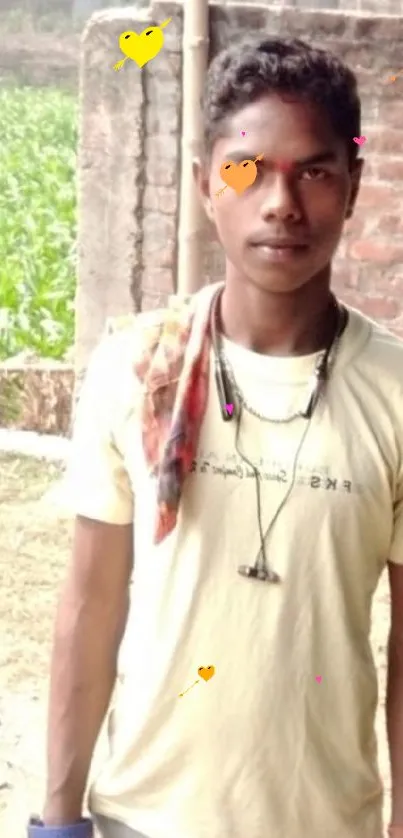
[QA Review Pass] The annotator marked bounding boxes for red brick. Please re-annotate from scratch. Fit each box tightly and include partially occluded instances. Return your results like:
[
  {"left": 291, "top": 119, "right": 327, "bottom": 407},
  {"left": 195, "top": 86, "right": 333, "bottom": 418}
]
[
  {"left": 384, "top": 275, "right": 403, "bottom": 302},
  {"left": 357, "top": 184, "right": 398, "bottom": 208},
  {"left": 377, "top": 215, "right": 403, "bottom": 236},
  {"left": 353, "top": 267, "right": 402, "bottom": 296},
  {"left": 349, "top": 239, "right": 403, "bottom": 264},
  {"left": 332, "top": 262, "right": 361, "bottom": 291},
  {"left": 372, "top": 159, "right": 403, "bottom": 183},
  {"left": 343, "top": 215, "right": 365, "bottom": 237},
  {"left": 378, "top": 101, "right": 403, "bottom": 130},
  {"left": 369, "top": 129, "right": 403, "bottom": 156},
  {"left": 340, "top": 291, "right": 400, "bottom": 322},
  {"left": 359, "top": 159, "right": 377, "bottom": 180}
]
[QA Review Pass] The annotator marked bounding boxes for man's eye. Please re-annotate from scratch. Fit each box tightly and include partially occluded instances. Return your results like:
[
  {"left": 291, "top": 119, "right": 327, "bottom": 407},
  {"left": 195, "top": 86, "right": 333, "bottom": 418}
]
[{"left": 300, "top": 167, "right": 328, "bottom": 181}]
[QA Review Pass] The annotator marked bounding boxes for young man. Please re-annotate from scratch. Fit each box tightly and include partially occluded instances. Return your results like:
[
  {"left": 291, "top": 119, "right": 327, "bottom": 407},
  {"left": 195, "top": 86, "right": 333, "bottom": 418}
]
[{"left": 29, "top": 35, "right": 403, "bottom": 838}]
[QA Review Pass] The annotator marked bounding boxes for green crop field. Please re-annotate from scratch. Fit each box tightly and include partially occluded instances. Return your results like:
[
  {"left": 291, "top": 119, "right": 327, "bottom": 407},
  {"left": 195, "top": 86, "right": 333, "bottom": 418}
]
[{"left": 0, "top": 87, "right": 78, "bottom": 361}]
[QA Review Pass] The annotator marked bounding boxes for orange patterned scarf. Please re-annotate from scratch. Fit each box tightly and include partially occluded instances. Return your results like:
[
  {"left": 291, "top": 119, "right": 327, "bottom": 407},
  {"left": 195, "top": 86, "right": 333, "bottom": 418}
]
[{"left": 132, "top": 282, "right": 223, "bottom": 544}]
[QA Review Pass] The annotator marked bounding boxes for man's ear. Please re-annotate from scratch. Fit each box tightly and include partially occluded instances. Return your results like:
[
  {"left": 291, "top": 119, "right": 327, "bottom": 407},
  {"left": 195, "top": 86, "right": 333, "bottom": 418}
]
[
  {"left": 193, "top": 157, "right": 215, "bottom": 224},
  {"left": 345, "top": 157, "right": 364, "bottom": 219}
]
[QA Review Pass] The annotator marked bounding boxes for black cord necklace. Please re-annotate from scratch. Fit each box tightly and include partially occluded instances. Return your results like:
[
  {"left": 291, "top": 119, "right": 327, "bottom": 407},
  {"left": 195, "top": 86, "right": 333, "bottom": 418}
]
[
  {"left": 211, "top": 290, "right": 348, "bottom": 583},
  {"left": 235, "top": 401, "right": 313, "bottom": 583}
]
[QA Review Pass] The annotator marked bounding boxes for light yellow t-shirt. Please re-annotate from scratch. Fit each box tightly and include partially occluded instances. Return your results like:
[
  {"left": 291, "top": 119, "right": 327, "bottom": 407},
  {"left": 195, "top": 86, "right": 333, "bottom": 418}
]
[{"left": 65, "top": 302, "right": 403, "bottom": 838}]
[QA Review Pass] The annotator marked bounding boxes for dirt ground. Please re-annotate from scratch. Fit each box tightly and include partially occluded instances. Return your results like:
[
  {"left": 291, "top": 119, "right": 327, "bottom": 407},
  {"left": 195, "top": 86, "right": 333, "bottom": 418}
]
[
  {"left": 0, "top": 452, "right": 393, "bottom": 835},
  {"left": 0, "top": 454, "right": 73, "bottom": 835}
]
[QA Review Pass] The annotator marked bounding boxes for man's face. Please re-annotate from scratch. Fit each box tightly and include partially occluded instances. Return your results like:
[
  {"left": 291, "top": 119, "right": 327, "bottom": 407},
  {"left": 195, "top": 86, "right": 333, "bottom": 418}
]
[{"left": 194, "top": 93, "right": 363, "bottom": 294}]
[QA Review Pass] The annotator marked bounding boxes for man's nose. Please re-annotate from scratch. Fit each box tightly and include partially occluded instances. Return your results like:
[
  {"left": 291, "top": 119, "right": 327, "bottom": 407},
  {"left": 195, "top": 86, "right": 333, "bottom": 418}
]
[{"left": 259, "top": 174, "right": 302, "bottom": 222}]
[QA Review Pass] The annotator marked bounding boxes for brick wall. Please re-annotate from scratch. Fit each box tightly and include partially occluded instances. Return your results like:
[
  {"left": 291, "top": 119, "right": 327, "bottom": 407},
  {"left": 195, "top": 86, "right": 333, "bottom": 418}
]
[
  {"left": 76, "top": 1, "right": 403, "bottom": 378},
  {"left": 154, "top": 1, "right": 403, "bottom": 334}
]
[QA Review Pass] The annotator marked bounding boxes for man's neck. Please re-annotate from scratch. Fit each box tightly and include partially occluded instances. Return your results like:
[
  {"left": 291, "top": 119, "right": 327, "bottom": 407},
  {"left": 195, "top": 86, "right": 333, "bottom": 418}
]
[{"left": 219, "top": 276, "right": 336, "bottom": 357}]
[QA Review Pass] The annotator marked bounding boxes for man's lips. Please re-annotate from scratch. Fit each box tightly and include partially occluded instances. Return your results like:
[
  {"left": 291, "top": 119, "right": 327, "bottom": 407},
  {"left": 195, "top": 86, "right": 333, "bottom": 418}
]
[
  {"left": 250, "top": 237, "right": 310, "bottom": 248},
  {"left": 248, "top": 236, "right": 310, "bottom": 264}
]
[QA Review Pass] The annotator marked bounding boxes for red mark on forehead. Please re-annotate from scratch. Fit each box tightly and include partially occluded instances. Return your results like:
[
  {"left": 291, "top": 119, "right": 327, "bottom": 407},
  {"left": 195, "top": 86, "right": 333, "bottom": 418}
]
[{"left": 273, "top": 159, "right": 294, "bottom": 173}]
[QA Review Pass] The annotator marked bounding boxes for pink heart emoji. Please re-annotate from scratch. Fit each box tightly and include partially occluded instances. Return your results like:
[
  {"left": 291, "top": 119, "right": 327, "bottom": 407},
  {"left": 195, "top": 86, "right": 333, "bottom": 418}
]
[
  {"left": 226, "top": 403, "right": 234, "bottom": 416},
  {"left": 315, "top": 676, "right": 322, "bottom": 683},
  {"left": 353, "top": 136, "right": 366, "bottom": 146}
]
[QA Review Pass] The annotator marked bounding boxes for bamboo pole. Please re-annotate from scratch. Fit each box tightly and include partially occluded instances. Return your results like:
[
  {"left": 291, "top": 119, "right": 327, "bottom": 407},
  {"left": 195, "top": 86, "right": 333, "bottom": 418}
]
[{"left": 176, "top": 0, "right": 209, "bottom": 296}]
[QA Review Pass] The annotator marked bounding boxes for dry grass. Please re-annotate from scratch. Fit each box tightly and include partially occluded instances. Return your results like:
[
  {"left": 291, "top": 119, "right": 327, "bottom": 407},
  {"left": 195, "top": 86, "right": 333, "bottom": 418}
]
[{"left": 0, "top": 452, "right": 393, "bottom": 834}]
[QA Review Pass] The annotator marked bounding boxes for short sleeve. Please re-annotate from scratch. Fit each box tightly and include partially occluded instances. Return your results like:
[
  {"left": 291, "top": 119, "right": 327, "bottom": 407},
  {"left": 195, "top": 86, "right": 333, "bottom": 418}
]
[
  {"left": 389, "top": 464, "right": 403, "bottom": 566},
  {"left": 62, "top": 332, "right": 134, "bottom": 525}
]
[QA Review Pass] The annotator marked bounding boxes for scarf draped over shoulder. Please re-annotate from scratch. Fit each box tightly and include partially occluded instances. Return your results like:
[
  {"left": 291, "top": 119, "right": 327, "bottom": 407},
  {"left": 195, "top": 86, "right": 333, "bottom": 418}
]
[{"left": 107, "top": 281, "right": 223, "bottom": 544}]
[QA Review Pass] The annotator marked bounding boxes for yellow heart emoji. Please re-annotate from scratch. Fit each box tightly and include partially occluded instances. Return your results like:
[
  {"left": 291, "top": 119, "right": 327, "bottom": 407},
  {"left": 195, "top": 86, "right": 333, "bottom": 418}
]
[
  {"left": 198, "top": 665, "right": 215, "bottom": 682},
  {"left": 116, "top": 18, "right": 171, "bottom": 70}
]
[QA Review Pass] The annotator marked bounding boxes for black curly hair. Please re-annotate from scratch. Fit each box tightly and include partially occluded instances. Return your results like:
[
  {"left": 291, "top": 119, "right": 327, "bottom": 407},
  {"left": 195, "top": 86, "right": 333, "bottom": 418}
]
[{"left": 202, "top": 36, "right": 361, "bottom": 168}]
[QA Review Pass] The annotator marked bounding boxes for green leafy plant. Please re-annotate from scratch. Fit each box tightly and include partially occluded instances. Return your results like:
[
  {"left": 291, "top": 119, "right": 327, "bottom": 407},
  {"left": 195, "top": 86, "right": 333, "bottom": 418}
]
[{"left": 0, "top": 87, "right": 78, "bottom": 361}]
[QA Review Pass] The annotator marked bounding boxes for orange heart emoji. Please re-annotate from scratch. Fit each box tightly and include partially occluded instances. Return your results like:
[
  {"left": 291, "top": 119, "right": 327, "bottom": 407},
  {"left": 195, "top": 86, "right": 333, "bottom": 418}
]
[
  {"left": 198, "top": 665, "right": 215, "bottom": 681},
  {"left": 219, "top": 159, "right": 258, "bottom": 195}
]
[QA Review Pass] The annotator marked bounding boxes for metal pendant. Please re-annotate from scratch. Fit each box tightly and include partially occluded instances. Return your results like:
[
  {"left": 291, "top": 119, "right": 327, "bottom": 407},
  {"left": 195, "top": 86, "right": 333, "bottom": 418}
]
[{"left": 237, "top": 565, "right": 281, "bottom": 583}]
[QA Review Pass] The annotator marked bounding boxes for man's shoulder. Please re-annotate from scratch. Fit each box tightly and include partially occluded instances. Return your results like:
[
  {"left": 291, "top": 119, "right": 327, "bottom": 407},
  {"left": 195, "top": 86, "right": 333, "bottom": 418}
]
[
  {"left": 82, "top": 308, "right": 178, "bottom": 415},
  {"left": 351, "top": 307, "right": 403, "bottom": 413},
  {"left": 363, "top": 312, "right": 403, "bottom": 370},
  {"left": 105, "top": 292, "right": 202, "bottom": 339},
  {"left": 98, "top": 298, "right": 200, "bottom": 373},
  {"left": 106, "top": 308, "right": 170, "bottom": 340},
  {"left": 103, "top": 283, "right": 222, "bottom": 365}
]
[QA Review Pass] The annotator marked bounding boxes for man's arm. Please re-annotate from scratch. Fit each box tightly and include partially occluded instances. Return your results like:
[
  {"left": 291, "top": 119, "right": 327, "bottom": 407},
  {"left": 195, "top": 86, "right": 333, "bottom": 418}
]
[
  {"left": 39, "top": 325, "right": 136, "bottom": 827},
  {"left": 42, "top": 516, "right": 133, "bottom": 826},
  {"left": 387, "top": 560, "right": 403, "bottom": 832}
]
